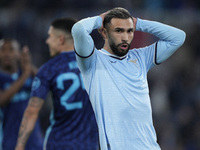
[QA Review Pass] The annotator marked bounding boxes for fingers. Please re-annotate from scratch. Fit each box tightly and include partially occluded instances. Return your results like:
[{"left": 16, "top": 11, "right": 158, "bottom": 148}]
[
  {"left": 99, "top": 11, "right": 109, "bottom": 39},
  {"left": 99, "top": 12, "right": 107, "bottom": 21},
  {"left": 99, "top": 9, "right": 110, "bottom": 20},
  {"left": 132, "top": 17, "right": 137, "bottom": 30},
  {"left": 21, "top": 46, "right": 31, "bottom": 64},
  {"left": 22, "top": 45, "right": 29, "bottom": 53},
  {"left": 99, "top": 10, "right": 109, "bottom": 28},
  {"left": 20, "top": 45, "right": 32, "bottom": 76}
]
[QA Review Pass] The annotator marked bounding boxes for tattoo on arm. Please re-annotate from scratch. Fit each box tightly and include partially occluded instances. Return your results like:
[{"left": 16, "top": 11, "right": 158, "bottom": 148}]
[
  {"left": 16, "top": 97, "right": 44, "bottom": 148},
  {"left": 17, "top": 116, "right": 31, "bottom": 146},
  {"left": 28, "top": 97, "right": 43, "bottom": 107}
]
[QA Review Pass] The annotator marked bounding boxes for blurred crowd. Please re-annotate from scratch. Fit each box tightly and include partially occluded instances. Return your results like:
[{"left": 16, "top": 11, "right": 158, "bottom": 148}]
[{"left": 0, "top": 0, "right": 200, "bottom": 150}]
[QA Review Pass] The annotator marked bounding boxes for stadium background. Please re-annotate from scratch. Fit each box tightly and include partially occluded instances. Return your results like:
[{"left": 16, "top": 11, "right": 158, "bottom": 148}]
[{"left": 0, "top": 0, "right": 200, "bottom": 149}]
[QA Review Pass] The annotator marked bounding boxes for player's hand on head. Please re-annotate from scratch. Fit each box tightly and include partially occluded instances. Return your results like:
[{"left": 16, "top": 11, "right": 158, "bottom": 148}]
[
  {"left": 99, "top": 11, "right": 108, "bottom": 22},
  {"left": 20, "top": 45, "right": 32, "bottom": 77},
  {"left": 132, "top": 17, "right": 137, "bottom": 31},
  {"left": 98, "top": 11, "right": 109, "bottom": 39}
]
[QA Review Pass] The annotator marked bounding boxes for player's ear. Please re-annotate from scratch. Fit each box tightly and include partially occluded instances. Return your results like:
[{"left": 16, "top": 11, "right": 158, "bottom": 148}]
[
  {"left": 100, "top": 28, "right": 107, "bottom": 40},
  {"left": 59, "top": 35, "right": 65, "bottom": 45}
]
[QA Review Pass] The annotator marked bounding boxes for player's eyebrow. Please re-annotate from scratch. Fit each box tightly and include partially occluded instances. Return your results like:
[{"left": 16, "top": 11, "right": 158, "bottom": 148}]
[
  {"left": 114, "top": 27, "right": 134, "bottom": 32},
  {"left": 115, "top": 27, "right": 125, "bottom": 31},
  {"left": 128, "top": 28, "right": 134, "bottom": 32}
]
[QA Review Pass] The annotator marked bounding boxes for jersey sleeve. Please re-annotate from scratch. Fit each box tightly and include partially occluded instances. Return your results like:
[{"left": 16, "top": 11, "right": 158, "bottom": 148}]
[
  {"left": 71, "top": 16, "right": 102, "bottom": 74},
  {"left": 30, "top": 66, "right": 50, "bottom": 100},
  {"left": 136, "top": 18, "right": 186, "bottom": 64}
]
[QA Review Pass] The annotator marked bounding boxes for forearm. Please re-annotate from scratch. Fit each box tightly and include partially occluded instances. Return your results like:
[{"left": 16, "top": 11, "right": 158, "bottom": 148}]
[
  {"left": 15, "top": 97, "right": 44, "bottom": 150},
  {"left": 72, "top": 16, "right": 102, "bottom": 57},
  {"left": 15, "top": 111, "right": 37, "bottom": 149},
  {"left": 136, "top": 18, "right": 185, "bottom": 44},
  {"left": 136, "top": 18, "right": 186, "bottom": 63},
  {"left": 0, "top": 73, "right": 29, "bottom": 106}
]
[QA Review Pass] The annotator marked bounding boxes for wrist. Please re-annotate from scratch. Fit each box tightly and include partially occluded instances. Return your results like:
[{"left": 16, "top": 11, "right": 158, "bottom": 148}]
[{"left": 15, "top": 143, "right": 25, "bottom": 150}]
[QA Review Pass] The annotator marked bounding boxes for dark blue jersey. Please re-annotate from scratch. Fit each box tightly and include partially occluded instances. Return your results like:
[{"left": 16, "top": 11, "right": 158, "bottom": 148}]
[
  {"left": 31, "top": 51, "right": 98, "bottom": 150},
  {"left": 0, "top": 71, "right": 43, "bottom": 150}
]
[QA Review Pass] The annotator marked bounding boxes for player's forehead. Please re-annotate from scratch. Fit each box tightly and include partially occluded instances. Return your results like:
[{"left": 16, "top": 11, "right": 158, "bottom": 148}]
[
  {"left": 110, "top": 18, "right": 134, "bottom": 29},
  {"left": 0, "top": 40, "right": 19, "bottom": 51}
]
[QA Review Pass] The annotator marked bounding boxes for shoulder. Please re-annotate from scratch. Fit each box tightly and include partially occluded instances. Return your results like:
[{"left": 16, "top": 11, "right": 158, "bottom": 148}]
[
  {"left": 37, "top": 52, "right": 77, "bottom": 76},
  {"left": 128, "top": 48, "right": 142, "bottom": 56},
  {"left": 129, "top": 44, "right": 156, "bottom": 55},
  {"left": 38, "top": 53, "right": 66, "bottom": 72},
  {"left": 36, "top": 56, "right": 58, "bottom": 78}
]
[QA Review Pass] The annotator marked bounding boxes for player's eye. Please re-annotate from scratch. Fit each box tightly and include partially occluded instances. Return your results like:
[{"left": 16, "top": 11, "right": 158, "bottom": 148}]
[
  {"left": 115, "top": 28, "right": 124, "bottom": 33},
  {"left": 116, "top": 29, "right": 121, "bottom": 33},
  {"left": 127, "top": 29, "right": 134, "bottom": 33}
]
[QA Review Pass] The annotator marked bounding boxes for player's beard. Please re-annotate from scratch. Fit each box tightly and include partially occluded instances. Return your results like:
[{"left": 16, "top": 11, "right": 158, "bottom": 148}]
[{"left": 108, "top": 37, "right": 131, "bottom": 57}]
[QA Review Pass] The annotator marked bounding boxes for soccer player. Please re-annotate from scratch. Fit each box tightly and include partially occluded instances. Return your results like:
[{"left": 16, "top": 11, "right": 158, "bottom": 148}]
[
  {"left": 0, "top": 39, "right": 43, "bottom": 150},
  {"left": 15, "top": 18, "right": 99, "bottom": 150},
  {"left": 71, "top": 7, "right": 186, "bottom": 150}
]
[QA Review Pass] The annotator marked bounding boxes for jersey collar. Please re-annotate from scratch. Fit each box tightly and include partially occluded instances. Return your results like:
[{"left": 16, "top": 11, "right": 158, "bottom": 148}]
[{"left": 99, "top": 49, "right": 127, "bottom": 60}]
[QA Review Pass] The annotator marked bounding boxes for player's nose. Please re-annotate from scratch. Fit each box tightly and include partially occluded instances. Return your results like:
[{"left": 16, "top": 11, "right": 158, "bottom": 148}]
[{"left": 121, "top": 32, "right": 129, "bottom": 41}]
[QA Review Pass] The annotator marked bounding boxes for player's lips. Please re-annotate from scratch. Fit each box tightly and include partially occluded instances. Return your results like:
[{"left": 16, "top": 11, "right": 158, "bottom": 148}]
[{"left": 120, "top": 44, "right": 129, "bottom": 50}]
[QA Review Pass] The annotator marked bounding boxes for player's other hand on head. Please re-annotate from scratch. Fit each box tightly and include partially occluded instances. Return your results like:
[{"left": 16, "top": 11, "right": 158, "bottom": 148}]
[{"left": 132, "top": 17, "right": 137, "bottom": 31}]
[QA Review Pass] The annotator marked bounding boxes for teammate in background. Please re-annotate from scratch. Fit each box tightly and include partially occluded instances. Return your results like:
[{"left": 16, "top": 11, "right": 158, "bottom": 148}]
[
  {"left": 0, "top": 38, "right": 43, "bottom": 150},
  {"left": 72, "top": 7, "right": 186, "bottom": 150},
  {"left": 15, "top": 18, "right": 99, "bottom": 150}
]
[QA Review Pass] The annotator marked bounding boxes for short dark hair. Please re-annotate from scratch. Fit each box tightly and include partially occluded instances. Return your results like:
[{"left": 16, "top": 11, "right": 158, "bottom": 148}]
[
  {"left": 103, "top": 7, "right": 133, "bottom": 29},
  {"left": 51, "top": 18, "right": 77, "bottom": 35}
]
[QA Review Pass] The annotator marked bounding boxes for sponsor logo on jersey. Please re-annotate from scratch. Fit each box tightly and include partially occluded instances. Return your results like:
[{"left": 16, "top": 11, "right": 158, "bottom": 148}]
[{"left": 128, "top": 59, "right": 137, "bottom": 64}]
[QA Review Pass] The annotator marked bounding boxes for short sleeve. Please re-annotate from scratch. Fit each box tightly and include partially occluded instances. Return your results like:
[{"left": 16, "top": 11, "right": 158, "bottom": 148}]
[{"left": 30, "top": 66, "right": 50, "bottom": 100}]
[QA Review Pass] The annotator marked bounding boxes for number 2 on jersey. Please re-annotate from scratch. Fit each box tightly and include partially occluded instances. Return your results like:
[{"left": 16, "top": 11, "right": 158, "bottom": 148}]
[{"left": 56, "top": 72, "right": 84, "bottom": 110}]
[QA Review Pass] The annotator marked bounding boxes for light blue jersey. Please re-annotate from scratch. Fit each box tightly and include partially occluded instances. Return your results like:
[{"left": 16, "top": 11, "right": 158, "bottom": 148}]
[{"left": 72, "top": 16, "right": 185, "bottom": 150}]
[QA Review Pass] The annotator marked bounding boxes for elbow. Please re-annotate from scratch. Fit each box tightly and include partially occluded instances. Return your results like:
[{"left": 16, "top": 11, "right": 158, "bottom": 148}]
[
  {"left": 180, "top": 30, "right": 186, "bottom": 45},
  {"left": 72, "top": 22, "right": 85, "bottom": 38},
  {"left": 176, "top": 30, "right": 186, "bottom": 46}
]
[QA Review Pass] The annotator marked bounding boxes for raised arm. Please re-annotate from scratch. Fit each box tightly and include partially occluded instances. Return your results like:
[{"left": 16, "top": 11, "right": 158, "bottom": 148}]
[
  {"left": 0, "top": 46, "right": 32, "bottom": 107},
  {"left": 136, "top": 18, "right": 186, "bottom": 64},
  {"left": 71, "top": 16, "right": 102, "bottom": 72},
  {"left": 72, "top": 16, "right": 102, "bottom": 57},
  {"left": 15, "top": 97, "right": 44, "bottom": 150}
]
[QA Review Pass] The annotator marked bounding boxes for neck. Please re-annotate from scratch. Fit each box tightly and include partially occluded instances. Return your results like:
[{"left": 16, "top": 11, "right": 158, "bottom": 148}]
[
  {"left": 103, "top": 42, "right": 113, "bottom": 55},
  {"left": 60, "top": 44, "right": 74, "bottom": 52}
]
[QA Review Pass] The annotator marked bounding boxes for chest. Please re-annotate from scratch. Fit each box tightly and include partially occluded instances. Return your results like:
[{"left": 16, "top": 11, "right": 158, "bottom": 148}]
[{"left": 96, "top": 54, "right": 148, "bottom": 87}]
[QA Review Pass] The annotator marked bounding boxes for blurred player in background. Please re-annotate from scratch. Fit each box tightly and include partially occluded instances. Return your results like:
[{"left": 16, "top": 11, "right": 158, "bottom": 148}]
[
  {"left": 72, "top": 7, "right": 186, "bottom": 150},
  {"left": 15, "top": 18, "right": 99, "bottom": 150},
  {"left": 0, "top": 38, "right": 43, "bottom": 150}
]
